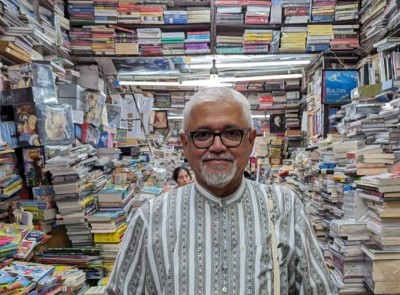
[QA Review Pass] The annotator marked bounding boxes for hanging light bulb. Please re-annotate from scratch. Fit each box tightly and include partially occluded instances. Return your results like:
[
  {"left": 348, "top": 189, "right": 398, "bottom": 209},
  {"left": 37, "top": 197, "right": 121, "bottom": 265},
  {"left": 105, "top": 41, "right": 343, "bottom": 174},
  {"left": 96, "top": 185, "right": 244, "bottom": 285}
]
[{"left": 209, "top": 59, "right": 219, "bottom": 80}]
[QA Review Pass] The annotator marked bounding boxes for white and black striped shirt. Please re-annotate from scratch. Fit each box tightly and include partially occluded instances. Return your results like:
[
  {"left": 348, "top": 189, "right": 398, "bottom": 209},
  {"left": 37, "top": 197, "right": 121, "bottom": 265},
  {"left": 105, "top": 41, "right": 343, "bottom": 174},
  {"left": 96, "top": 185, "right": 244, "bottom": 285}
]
[{"left": 106, "top": 179, "right": 338, "bottom": 295}]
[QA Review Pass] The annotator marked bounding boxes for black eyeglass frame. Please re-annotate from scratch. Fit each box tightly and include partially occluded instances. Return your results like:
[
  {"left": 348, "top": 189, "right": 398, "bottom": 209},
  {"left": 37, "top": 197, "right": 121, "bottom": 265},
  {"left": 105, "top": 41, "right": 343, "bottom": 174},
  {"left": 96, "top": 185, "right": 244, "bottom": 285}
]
[{"left": 185, "top": 128, "right": 251, "bottom": 149}]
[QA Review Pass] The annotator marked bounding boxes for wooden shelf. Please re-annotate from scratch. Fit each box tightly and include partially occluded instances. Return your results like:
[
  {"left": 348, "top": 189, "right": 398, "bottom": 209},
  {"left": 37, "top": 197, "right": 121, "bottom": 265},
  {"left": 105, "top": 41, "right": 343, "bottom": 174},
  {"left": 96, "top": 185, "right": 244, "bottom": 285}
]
[
  {"left": 215, "top": 20, "right": 359, "bottom": 30},
  {"left": 70, "top": 22, "right": 211, "bottom": 31}
]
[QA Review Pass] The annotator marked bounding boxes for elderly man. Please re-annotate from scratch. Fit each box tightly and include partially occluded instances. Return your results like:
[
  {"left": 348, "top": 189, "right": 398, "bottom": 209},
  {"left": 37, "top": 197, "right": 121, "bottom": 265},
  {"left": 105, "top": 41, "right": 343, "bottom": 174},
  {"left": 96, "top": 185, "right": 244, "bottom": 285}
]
[{"left": 106, "top": 87, "right": 338, "bottom": 295}]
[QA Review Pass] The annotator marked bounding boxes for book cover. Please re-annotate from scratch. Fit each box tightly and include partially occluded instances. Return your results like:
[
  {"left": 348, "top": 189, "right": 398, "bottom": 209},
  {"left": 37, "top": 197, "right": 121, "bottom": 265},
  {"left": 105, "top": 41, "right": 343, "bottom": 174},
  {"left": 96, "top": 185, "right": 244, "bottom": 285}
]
[
  {"left": 0, "top": 223, "right": 33, "bottom": 244},
  {"left": 0, "top": 269, "right": 16, "bottom": 285},
  {"left": 105, "top": 103, "right": 122, "bottom": 128},
  {"left": 22, "top": 147, "right": 47, "bottom": 187},
  {"left": 322, "top": 70, "right": 359, "bottom": 104},
  {"left": 1, "top": 261, "right": 54, "bottom": 283},
  {"left": 13, "top": 103, "right": 40, "bottom": 147},
  {"left": 84, "top": 89, "right": 106, "bottom": 127},
  {"left": 36, "top": 103, "right": 74, "bottom": 145}
]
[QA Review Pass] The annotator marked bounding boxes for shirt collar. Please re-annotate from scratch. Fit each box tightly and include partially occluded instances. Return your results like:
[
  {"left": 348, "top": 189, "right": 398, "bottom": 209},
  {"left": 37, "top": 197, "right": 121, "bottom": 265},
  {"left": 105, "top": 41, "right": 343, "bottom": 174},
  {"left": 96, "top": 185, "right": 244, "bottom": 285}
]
[{"left": 194, "top": 178, "right": 247, "bottom": 206}]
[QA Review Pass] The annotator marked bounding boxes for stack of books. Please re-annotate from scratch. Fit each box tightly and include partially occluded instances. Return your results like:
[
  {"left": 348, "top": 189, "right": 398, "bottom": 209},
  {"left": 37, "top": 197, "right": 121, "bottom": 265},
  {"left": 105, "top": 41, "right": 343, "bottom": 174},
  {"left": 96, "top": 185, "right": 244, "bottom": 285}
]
[
  {"left": 362, "top": 244, "right": 400, "bottom": 294},
  {"left": 91, "top": 26, "right": 115, "bottom": 55},
  {"left": 170, "top": 92, "right": 186, "bottom": 108},
  {"left": 330, "top": 24, "right": 360, "bottom": 51},
  {"left": 311, "top": 0, "right": 336, "bottom": 23},
  {"left": 94, "top": 0, "right": 118, "bottom": 24},
  {"left": 88, "top": 207, "right": 130, "bottom": 274},
  {"left": 44, "top": 154, "right": 96, "bottom": 248},
  {"left": 329, "top": 220, "right": 369, "bottom": 293},
  {"left": 117, "top": 2, "right": 140, "bottom": 23},
  {"left": 216, "top": 6, "right": 243, "bottom": 24},
  {"left": 282, "top": 3, "right": 310, "bottom": 24},
  {"left": 346, "top": 145, "right": 390, "bottom": 176},
  {"left": 36, "top": 248, "right": 103, "bottom": 283},
  {"left": 161, "top": 32, "right": 185, "bottom": 55},
  {"left": 140, "top": 5, "right": 164, "bottom": 24},
  {"left": 216, "top": 35, "right": 243, "bottom": 54},
  {"left": 70, "top": 28, "right": 92, "bottom": 55},
  {"left": 137, "top": 27, "right": 162, "bottom": 55},
  {"left": 186, "top": 7, "right": 211, "bottom": 23},
  {"left": 154, "top": 92, "right": 171, "bottom": 108},
  {"left": 68, "top": 1, "right": 95, "bottom": 24},
  {"left": 242, "top": 29, "right": 273, "bottom": 53},
  {"left": 185, "top": 31, "right": 210, "bottom": 54},
  {"left": 113, "top": 26, "right": 139, "bottom": 55},
  {"left": 16, "top": 197, "right": 56, "bottom": 234},
  {"left": 244, "top": 5, "right": 270, "bottom": 24},
  {"left": 164, "top": 10, "right": 188, "bottom": 24},
  {"left": 306, "top": 24, "right": 334, "bottom": 52},
  {"left": 279, "top": 26, "right": 307, "bottom": 52},
  {"left": 335, "top": 1, "right": 358, "bottom": 21}
]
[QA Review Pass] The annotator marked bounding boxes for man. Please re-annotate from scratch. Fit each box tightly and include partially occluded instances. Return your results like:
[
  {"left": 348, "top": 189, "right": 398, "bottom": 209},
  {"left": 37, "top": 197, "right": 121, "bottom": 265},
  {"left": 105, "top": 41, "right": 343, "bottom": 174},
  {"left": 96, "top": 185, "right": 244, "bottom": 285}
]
[{"left": 106, "top": 87, "right": 338, "bottom": 294}]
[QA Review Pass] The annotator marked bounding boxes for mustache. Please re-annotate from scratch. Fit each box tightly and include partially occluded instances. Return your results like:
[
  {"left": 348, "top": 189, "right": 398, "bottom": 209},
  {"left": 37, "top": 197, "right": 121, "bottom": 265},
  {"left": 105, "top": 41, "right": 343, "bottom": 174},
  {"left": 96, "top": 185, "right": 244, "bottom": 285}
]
[{"left": 201, "top": 153, "right": 235, "bottom": 161}]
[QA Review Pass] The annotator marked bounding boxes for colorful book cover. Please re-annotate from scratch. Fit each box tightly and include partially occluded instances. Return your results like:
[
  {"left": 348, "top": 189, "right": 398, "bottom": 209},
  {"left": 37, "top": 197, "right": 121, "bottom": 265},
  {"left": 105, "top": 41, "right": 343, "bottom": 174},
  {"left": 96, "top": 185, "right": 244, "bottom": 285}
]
[
  {"left": 105, "top": 103, "right": 122, "bottom": 128},
  {"left": 13, "top": 103, "right": 41, "bottom": 147},
  {"left": 0, "top": 223, "right": 33, "bottom": 244},
  {"left": 84, "top": 89, "right": 106, "bottom": 127},
  {"left": 88, "top": 211, "right": 125, "bottom": 221},
  {"left": 98, "top": 131, "right": 113, "bottom": 148},
  {"left": 1, "top": 261, "right": 54, "bottom": 283},
  {"left": 22, "top": 147, "right": 47, "bottom": 187},
  {"left": 322, "top": 70, "right": 359, "bottom": 104},
  {"left": 0, "top": 269, "right": 16, "bottom": 286},
  {"left": 32, "top": 186, "right": 55, "bottom": 202},
  {"left": 36, "top": 103, "right": 74, "bottom": 145}
]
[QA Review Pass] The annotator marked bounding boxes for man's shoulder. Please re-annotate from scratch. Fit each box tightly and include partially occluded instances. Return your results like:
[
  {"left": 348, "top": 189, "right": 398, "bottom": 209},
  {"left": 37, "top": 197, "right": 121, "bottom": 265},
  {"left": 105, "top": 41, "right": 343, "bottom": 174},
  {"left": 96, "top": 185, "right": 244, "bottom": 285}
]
[{"left": 247, "top": 181, "right": 296, "bottom": 199}]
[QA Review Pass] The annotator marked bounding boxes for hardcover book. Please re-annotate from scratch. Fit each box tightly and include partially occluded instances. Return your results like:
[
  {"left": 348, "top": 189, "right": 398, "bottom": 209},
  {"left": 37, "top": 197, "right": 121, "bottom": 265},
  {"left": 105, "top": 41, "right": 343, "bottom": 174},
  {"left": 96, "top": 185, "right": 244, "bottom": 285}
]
[
  {"left": 36, "top": 103, "right": 74, "bottom": 145},
  {"left": 322, "top": 70, "right": 359, "bottom": 104},
  {"left": 2, "top": 261, "right": 54, "bottom": 283},
  {"left": 13, "top": 103, "right": 40, "bottom": 147},
  {"left": 22, "top": 147, "right": 47, "bottom": 187}
]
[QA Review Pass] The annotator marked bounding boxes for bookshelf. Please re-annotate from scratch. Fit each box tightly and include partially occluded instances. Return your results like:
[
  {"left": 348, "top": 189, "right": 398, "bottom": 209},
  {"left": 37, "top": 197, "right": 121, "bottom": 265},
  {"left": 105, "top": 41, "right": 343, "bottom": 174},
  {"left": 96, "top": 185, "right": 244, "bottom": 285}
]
[{"left": 65, "top": 0, "right": 363, "bottom": 57}]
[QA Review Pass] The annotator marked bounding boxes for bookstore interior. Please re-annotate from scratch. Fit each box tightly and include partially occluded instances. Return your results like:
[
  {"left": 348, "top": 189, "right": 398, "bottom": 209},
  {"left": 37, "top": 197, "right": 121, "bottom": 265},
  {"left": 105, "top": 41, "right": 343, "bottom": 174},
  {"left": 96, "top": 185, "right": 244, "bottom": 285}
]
[{"left": 0, "top": 0, "right": 400, "bottom": 293}]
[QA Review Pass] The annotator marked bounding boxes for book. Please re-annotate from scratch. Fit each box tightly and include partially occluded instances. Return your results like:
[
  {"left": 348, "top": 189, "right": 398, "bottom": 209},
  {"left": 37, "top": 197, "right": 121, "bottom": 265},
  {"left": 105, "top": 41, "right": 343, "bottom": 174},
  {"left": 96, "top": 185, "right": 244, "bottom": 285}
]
[
  {"left": 361, "top": 244, "right": 400, "bottom": 260},
  {"left": 98, "top": 184, "right": 130, "bottom": 202},
  {"left": 22, "top": 147, "right": 47, "bottom": 187},
  {"left": 84, "top": 286, "right": 107, "bottom": 295},
  {"left": 87, "top": 211, "right": 125, "bottom": 222},
  {"left": 2, "top": 261, "right": 54, "bottom": 283},
  {"left": 13, "top": 103, "right": 40, "bottom": 147},
  {"left": 361, "top": 173, "right": 400, "bottom": 186},
  {"left": 93, "top": 223, "right": 127, "bottom": 243}
]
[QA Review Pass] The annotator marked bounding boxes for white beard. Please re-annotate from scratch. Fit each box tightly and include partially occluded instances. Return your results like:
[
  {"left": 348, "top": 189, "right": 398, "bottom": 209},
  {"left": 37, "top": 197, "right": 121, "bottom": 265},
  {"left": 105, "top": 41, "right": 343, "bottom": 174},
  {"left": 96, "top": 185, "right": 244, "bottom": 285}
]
[{"left": 200, "top": 153, "right": 237, "bottom": 188}]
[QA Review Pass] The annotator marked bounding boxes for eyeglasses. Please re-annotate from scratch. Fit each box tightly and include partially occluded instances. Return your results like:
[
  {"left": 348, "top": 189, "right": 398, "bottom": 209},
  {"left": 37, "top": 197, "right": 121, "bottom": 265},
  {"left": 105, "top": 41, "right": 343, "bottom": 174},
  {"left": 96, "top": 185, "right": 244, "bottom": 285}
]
[{"left": 186, "top": 129, "right": 250, "bottom": 149}]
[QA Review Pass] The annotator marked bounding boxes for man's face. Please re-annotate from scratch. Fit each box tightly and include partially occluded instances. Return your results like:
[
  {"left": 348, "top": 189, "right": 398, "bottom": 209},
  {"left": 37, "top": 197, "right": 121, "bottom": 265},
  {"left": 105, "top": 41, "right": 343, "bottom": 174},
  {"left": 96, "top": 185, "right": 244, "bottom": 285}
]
[{"left": 180, "top": 101, "right": 256, "bottom": 192}]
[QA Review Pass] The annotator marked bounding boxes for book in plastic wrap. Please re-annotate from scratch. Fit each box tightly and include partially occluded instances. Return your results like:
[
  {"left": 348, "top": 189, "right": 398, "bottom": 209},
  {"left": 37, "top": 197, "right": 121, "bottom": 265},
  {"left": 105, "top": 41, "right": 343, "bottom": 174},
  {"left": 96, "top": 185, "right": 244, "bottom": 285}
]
[
  {"left": 13, "top": 103, "right": 40, "bottom": 147},
  {"left": 36, "top": 104, "right": 74, "bottom": 145}
]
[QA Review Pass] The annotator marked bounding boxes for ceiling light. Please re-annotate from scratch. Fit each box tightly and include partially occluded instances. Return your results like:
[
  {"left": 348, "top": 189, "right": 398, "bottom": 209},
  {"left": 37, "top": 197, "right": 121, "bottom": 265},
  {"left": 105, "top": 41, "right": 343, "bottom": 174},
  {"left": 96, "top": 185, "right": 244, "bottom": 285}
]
[
  {"left": 115, "top": 80, "right": 233, "bottom": 87},
  {"left": 168, "top": 114, "right": 271, "bottom": 120},
  {"left": 220, "top": 73, "right": 302, "bottom": 82},
  {"left": 252, "top": 115, "right": 270, "bottom": 118},
  {"left": 189, "top": 60, "right": 311, "bottom": 70},
  {"left": 115, "top": 73, "right": 301, "bottom": 87},
  {"left": 209, "top": 59, "right": 219, "bottom": 80}
]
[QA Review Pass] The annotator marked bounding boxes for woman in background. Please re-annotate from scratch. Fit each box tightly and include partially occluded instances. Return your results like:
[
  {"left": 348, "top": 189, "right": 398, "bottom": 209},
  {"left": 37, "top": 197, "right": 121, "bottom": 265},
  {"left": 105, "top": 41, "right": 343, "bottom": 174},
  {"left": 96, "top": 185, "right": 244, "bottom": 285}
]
[{"left": 173, "top": 166, "right": 193, "bottom": 187}]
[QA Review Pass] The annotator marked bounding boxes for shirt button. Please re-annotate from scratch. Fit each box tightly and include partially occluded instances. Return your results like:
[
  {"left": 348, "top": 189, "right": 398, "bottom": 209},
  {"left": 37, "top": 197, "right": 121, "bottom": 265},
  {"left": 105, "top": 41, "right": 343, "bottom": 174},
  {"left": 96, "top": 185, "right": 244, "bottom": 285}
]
[{"left": 222, "top": 287, "right": 227, "bottom": 292}]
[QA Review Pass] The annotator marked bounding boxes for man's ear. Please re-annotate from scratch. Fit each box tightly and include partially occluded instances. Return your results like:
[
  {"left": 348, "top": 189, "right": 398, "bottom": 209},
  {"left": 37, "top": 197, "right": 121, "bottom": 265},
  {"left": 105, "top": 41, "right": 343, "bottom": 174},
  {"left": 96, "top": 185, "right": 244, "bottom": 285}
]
[
  {"left": 248, "top": 128, "right": 257, "bottom": 146},
  {"left": 179, "top": 132, "right": 188, "bottom": 149}
]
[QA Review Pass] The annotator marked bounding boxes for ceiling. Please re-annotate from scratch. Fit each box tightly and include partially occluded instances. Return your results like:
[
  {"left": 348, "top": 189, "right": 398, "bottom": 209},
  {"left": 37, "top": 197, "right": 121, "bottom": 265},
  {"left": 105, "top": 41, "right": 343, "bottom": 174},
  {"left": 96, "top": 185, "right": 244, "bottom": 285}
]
[
  {"left": 76, "top": 54, "right": 318, "bottom": 118},
  {"left": 90, "top": 53, "right": 316, "bottom": 80}
]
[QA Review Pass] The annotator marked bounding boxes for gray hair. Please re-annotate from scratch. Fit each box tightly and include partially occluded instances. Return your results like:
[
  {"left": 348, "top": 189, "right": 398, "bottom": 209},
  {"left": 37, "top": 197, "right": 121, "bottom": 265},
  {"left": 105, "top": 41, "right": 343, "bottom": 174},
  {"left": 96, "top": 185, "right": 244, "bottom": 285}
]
[{"left": 182, "top": 87, "right": 253, "bottom": 131}]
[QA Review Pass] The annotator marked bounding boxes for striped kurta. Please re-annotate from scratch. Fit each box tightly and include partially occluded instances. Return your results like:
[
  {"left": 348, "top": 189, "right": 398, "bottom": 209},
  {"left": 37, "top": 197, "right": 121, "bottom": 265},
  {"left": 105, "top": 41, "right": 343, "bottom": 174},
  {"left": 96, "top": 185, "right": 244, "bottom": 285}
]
[{"left": 106, "top": 179, "right": 338, "bottom": 295}]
